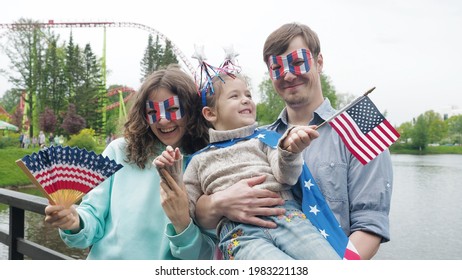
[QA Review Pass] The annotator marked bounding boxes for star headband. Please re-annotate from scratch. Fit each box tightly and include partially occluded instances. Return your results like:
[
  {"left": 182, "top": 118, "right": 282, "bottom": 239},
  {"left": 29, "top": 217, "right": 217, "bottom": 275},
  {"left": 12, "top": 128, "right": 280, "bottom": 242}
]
[
  {"left": 192, "top": 45, "right": 241, "bottom": 106},
  {"left": 268, "top": 48, "right": 313, "bottom": 80},
  {"left": 146, "top": 96, "right": 184, "bottom": 123}
]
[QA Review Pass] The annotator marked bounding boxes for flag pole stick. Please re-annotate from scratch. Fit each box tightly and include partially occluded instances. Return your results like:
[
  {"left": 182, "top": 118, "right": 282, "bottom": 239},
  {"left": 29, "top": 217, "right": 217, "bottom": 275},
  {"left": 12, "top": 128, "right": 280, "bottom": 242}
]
[
  {"left": 315, "top": 86, "right": 376, "bottom": 130},
  {"left": 15, "top": 159, "right": 56, "bottom": 205}
]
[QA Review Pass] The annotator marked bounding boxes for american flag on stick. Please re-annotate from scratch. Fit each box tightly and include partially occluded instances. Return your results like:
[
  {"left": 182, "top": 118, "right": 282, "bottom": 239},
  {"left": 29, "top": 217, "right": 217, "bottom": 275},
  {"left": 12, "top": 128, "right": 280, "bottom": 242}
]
[{"left": 316, "top": 87, "right": 400, "bottom": 165}]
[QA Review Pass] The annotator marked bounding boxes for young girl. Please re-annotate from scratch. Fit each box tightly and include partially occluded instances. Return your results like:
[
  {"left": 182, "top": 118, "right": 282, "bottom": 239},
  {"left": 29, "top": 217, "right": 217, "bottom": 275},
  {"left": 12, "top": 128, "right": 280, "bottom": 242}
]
[
  {"left": 155, "top": 72, "right": 341, "bottom": 260},
  {"left": 44, "top": 65, "right": 216, "bottom": 260}
]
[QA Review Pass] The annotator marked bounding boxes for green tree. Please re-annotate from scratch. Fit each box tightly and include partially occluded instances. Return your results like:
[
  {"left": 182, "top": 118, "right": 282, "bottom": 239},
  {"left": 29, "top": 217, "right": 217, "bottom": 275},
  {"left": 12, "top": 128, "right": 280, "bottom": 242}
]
[
  {"left": 320, "top": 73, "right": 337, "bottom": 108},
  {"left": 75, "top": 43, "right": 105, "bottom": 134},
  {"left": 41, "top": 36, "right": 67, "bottom": 124},
  {"left": 161, "top": 39, "right": 179, "bottom": 67},
  {"left": 447, "top": 115, "right": 462, "bottom": 145},
  {"left": 397, "top": 121, "right": 413, "bottom": 144},
  {"left": 140, "top": 34, "right": 163, "bottom": 81},
  {"left": 0, "top": 88, "right": 22, "bottom": 113},
  {"left": 424, "top": 110, "right": 446, "bottom": 144},
  {"left": 3, "top": 19, "right": 49, "bottom": 137},
  {"left": 411, "top": 115, "right": 428, "bottom": 150},
  {"left": 256, "top": 76, "right": 284, "bottom": 125},
  {"left": 65, "top": 33, "right": 84, "bottom": 102},
  {"left": 2, "top": 21, "right": 109, "bottom": 137}
]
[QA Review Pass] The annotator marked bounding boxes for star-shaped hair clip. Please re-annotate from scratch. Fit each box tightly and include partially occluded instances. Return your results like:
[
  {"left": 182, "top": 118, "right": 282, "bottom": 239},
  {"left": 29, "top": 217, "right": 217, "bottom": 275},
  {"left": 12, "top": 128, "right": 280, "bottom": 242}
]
[
  {"left": 192, "top": 45, "right": 222, "bottom": 106},
  {"left": 220, "top": 44, "right": 241, "bottom": 77}
]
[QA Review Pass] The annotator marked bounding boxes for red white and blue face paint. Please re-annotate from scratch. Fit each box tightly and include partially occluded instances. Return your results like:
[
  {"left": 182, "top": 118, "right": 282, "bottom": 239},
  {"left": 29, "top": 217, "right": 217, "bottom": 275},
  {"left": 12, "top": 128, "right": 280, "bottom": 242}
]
[
  {"left": 146, "top": 96, "right": 184, "bottom": 124},
  {"left": 268, "top": 48, "right": 313, "bottom": 80}
]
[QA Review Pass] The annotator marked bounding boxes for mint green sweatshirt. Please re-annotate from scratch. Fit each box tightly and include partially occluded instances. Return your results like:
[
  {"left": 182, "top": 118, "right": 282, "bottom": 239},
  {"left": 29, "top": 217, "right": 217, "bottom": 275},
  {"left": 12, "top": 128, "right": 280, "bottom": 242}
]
[{"left": 59, "top": 138, "right": 216, "bottom": 260}]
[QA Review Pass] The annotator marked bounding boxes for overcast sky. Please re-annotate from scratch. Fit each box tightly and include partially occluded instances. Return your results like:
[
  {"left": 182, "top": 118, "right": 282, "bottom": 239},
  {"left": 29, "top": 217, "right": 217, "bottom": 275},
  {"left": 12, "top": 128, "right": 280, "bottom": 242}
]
[{"left": 1, "top": 0, "right": 461, "bottom": 126}]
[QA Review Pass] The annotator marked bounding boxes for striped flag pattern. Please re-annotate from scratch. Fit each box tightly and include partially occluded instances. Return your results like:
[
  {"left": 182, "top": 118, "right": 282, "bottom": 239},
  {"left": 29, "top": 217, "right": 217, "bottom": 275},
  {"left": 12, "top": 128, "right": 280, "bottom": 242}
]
[
  {"left": 329, "top": 96, "right": 400, "bottom": 165},
  {"left": 18, "top": 145, "right": 123, "bottom": 207},
  {"left": 269, "top": 48, "right": 312, "bottom": 80},
  {"left": 146, "top": 96, "right": 184, "bottom": 123}
]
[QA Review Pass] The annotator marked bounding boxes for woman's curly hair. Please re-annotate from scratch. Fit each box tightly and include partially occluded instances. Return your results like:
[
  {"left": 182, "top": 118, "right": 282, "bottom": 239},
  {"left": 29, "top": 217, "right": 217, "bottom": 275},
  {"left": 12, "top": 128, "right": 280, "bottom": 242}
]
[{"left": 124, "top": 65, "right": 209, "bottom": 169}]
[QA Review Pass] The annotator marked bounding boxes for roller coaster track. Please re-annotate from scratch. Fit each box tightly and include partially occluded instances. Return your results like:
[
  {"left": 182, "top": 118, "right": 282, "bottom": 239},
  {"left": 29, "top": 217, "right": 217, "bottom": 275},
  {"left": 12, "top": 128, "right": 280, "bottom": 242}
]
[{"left": 0, "top": 20, "right": 196, "bottom": 75}]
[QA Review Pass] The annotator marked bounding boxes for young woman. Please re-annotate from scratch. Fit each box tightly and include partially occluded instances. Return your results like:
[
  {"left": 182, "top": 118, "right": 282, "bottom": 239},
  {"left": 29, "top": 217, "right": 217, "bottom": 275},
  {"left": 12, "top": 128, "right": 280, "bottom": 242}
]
[{"left": 44, "top": 65, "right": 215, "bottom": 260}]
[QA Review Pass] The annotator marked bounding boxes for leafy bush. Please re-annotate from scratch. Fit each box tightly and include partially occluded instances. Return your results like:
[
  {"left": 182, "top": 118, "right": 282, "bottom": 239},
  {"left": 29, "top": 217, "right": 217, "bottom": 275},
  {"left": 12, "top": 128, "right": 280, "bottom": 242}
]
[
  {"left": 0, "top": 133, "right": 21, "bottom": 149},
  {"left": 66, "top": 128, "right": 97, "bottom": 151}
]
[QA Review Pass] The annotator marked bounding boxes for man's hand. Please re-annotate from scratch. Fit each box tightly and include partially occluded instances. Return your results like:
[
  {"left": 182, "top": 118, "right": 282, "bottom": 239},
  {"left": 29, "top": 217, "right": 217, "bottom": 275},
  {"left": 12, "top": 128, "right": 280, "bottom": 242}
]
[{"left": 195, "top": 175, "right": 286, "bottom": 229}]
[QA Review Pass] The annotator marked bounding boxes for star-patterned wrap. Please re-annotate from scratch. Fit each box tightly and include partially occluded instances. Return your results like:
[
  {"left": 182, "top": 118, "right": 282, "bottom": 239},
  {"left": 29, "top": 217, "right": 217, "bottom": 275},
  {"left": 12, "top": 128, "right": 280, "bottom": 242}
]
[
  {"left": 188, "top": 128, "right": 361, "bottom": 260},
  {"left": 17, "top": 145, "right": 123, "bottom": 208},
  {"left": 297, "top": 163, "right": 360, "bottom": 260},
  {"left": 329, "top": 96, "right": 400, "bottom": 165}
]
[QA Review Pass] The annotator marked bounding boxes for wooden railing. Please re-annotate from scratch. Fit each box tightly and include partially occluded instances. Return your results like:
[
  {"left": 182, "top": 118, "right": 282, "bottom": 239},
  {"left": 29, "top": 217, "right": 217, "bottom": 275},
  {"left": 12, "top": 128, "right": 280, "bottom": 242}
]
[{"left": 0, "top": 188, "right": 73, "bottom": 260}]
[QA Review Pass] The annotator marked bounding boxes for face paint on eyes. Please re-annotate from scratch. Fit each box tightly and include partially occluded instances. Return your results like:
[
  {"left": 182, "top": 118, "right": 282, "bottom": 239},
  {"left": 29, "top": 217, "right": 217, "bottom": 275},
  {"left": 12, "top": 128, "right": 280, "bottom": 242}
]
[
  {"left": 268, "top": 48, "right": 313, "bottom": 80},
  {"left": 146, "top": 96, "right": 184, "bottom": 123}
]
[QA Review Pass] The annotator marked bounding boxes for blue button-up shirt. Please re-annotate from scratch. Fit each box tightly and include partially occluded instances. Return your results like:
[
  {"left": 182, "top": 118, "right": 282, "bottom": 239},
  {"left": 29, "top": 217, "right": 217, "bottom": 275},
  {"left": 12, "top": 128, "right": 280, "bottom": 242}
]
[{"left": 265, "top": 99, "right": 392, "bottom": 242}]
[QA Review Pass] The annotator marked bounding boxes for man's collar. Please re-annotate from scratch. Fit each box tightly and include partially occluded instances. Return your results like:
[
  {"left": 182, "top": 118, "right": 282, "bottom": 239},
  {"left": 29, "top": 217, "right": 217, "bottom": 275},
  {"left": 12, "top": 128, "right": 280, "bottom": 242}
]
[
  {"left": 276, "top": 98, "right": 336, "bottom": 126},
  {"left": 309, "top": 98, "right": 336, "bottom": 126}
]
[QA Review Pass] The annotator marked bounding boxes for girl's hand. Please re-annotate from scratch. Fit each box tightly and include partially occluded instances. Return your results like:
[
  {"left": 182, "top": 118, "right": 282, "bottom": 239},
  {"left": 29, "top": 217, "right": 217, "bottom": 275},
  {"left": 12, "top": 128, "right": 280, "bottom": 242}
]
[
  {"left": 282, "top": 125, "right": 319, "bottom": 153},
  {"left": 153, "top": 146, "right": 182, "bottom": 168}
]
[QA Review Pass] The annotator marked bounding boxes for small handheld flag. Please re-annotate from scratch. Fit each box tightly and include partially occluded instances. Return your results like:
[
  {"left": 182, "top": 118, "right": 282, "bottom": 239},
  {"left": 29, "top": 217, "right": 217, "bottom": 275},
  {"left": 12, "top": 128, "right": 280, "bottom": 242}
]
[
  {"left": 16, "top": 145, "right": 124, "bottom": 208},
  {"left": 317, "top": 87, "right": 400, "bottom": 165}
]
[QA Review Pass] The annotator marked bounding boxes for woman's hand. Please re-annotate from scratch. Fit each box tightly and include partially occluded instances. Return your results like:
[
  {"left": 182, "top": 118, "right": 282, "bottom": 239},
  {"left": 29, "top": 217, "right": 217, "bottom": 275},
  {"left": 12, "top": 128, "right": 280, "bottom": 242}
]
[
  {"left": 159, "top": 169, "right": 191, "bottom": 234},
  {"left": 44, "top": 204, "right": 81, "bottom": 233}
]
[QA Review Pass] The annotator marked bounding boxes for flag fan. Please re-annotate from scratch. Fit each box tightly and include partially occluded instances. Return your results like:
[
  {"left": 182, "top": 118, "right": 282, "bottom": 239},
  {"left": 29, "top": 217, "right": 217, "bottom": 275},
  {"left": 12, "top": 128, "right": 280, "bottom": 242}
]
[{"left": 16, "top": 145, "right": 123, "bottom": 208}]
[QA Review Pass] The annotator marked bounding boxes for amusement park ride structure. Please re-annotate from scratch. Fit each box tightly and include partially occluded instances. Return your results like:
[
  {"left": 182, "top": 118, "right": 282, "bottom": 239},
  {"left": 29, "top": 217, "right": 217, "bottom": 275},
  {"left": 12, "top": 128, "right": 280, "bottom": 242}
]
[{"left": 0, "top": 20, "right": 195, "bottom": 133}]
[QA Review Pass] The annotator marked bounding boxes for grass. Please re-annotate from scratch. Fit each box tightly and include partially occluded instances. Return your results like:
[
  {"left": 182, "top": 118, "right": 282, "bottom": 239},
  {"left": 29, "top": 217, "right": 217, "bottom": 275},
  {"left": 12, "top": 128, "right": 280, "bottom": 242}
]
[
  {"left": 0, "top": 147, "right": 40, "bottom": 187},
  {"left": 390, "top": 144, "right": 462, "bottom": 155}
]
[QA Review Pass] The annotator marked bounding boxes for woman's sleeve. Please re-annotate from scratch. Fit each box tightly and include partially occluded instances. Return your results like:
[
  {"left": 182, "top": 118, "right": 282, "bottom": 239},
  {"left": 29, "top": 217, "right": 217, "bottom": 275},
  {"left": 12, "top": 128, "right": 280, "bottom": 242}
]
[
  {"left": 165, "top": 218, "right": 218, "bottom": 260},
  {"left": 59, "top": 142, "right": 118, "bottom": 248}
]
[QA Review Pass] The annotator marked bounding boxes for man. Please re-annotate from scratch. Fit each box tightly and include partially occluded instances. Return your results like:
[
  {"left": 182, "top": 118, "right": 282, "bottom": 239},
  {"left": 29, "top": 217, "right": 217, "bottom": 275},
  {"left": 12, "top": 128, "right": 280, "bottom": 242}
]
[
  {"left": 195, "top": 23, "right": 392, "bottom": 259},
  {"left": 261, "top": 22, "right": 393, "bottom": 259}
]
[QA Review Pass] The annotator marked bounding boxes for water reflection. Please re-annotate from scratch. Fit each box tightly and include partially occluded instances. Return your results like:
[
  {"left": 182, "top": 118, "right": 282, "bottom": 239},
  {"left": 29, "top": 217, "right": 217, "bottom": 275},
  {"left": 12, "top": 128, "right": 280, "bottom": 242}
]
[
  {"left": 374, "top": 154, "right": 462, "bottom": 260},
  {"left": 0, "top": 190, "right": 88, "bottom": 260}
]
